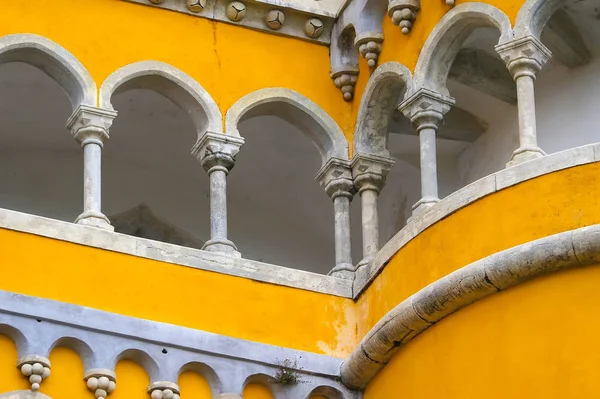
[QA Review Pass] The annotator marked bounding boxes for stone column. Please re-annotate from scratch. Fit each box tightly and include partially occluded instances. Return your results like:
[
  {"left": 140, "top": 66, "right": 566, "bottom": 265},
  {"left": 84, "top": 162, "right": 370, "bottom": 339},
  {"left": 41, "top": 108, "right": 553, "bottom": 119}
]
[
  {"left": 316, "top": 158, "right": 356, "bottom": 279},
  {"left": 351, "top": 153, "right": 394, "bottom": 269},
  {"left": 192, "top": 132, "right": 244, "bottom": 258},
  {"left": 399, "top": 88, "right": 454, "bottom": 217},
  {"left": 67, "top": 105, "right": 118, "bottom": 231},
  {"left": 496, "top": 36, "right": 552, "bottom": 166}
]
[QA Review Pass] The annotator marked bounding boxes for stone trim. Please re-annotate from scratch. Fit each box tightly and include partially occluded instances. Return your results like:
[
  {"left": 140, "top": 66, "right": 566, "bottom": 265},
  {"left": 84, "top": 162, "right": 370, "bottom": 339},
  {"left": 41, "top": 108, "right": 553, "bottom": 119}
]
[
  {"left": 514, "top": 0, "right": 562, "bottom": 39},
  {"left": 0, "top": 34, "right": 96, "bottom": 110},
  {"left": 225, "top": 88, "right": 349, "bottom": 164},
  {"left": 354, "top": 143, "right": 600, "bottom": 296},
  {"left": 0, "top": 290, "right": 357, "bottom": 397},
  {"left": 99, "top": 60, "right": 222, "bottom": 137},
  {"left": 0, "top": 208, "right": 352, "bottom": 298},
  {"left": 119, "top": 0, "right": 336, "bottom": 46},
  {"left": 342, "top": 223, "right": 600, "bottom": 389}
]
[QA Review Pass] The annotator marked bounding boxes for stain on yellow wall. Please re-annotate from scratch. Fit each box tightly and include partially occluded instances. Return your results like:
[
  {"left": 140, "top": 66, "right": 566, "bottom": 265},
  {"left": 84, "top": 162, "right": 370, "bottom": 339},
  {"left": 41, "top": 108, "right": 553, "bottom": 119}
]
[
  {"left": 365, "top": 264, "right": 600, "bottom": 398},
  {"left": 0, "top": 0, "right": 353, "bottom": 138},
  {"left": 358, "top": 163, "right": 600, "bottom": 339}
]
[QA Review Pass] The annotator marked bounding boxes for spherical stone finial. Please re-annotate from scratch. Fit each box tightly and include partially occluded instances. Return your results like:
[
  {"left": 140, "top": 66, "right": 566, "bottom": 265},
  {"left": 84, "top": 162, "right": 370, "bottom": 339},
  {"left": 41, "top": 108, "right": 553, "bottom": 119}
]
[
  {"left": 304, "top": 18, "right": 324, "bottom": 38},
  {"left": 266, "top": 10, "right": 285, "bottom": 30},
  {"left": 226, "top": 1, "right": 246, "bottom": 21},
  {"left": 187, "top": 0, "right": 206, "bottom": 12}
]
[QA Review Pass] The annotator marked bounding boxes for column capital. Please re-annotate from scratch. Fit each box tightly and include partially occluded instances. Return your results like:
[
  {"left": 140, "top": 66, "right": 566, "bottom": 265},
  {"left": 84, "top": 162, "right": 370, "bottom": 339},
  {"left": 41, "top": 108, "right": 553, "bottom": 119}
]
[
  {"left": 67, "top": 105, "right": 118, "bottom": 147},
  {"left": 148, "top": 381, "right": 181, "bottom": 399},
  {"left": 192, "top": 132, "right": 245, "bottom": 174},
  {"left": 399, "top": 88, "right": 455, "bottom": 132},
  {"left": 351, "top": 153, "right": 395, "bottom": 194},
  {"left": 495, "top": 35, "right": 552, "bottom": 80},
  {"left": 316, "top": 157, "right": 356, "bottom": 200},
  {"left": 85, "top": 369, "right": 116, "bottom": 399}
]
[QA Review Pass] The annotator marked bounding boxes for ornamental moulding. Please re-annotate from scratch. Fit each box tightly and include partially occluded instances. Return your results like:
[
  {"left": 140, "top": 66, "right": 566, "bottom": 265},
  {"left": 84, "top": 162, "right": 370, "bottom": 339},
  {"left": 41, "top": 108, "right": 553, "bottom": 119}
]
[
  {"left": 388, "top": 0, "right": 455, "bottom": 34},
  {"left": 121, "top": 0, "right": 335, "bottom": 45}
]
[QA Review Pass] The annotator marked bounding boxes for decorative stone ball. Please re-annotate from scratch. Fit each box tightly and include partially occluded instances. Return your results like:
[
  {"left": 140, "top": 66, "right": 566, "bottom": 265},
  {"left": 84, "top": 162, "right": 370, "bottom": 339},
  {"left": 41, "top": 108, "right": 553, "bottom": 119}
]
[
  {"left": 95, "top": 389, "right": 108, "bottom": 399},
  {"left": 400, "top": 19, "right": 412, "bottom": 34},
  {"left": 187, "top": 0, "right": 206, "bottom": 12},
  {"left": 151, "top": 390, "right": 163, "bottom": 399},
  {"left": 226, "top": 1, "right": 246, "bottom": 21},
  {"left": 31, "top": 383, "right": 40, "bottom": 392},
  {"left": 163, "top": 389, "right": 174, "bottom": 399},
  {"left": 42, "top": 367, "right": 51, "bottom": 379},
  {"left": 87, "top": 377, "right": 99, "bottom": 390},
  {"left": 391, "top": 9, "right": 402, "bottom": 25},
  {"left": 266, "top": 10, "right": 285, "bottom": 30},
  {"left": 304, "top": 18, "right": 324, "bottom": 38},
  {"left": 98, "top": 376, "right": 110, "bottom": 390},
  {"left": 32, "top": 363, "right": 44, "bottom": 375},
  {"left": 446, "top": 0, "right": 455, "bottom": 4},
  {"left": 21, "top": 364, "right": 33, "bottom": 377},
  {"left": 148, "top": 0, "right": 164, "bottom": 4},
  {"left": 343, "top": 91, "right": 353, "bottom": 101},
  {"left": 108, "top": 381, "right": 116, "bottom": 393}
]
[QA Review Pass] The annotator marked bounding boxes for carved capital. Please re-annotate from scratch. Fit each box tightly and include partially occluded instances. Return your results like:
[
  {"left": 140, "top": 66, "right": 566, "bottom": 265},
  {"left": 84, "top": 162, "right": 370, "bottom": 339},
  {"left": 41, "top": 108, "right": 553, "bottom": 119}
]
[
  {"left": 355, "top": 32, "right": 383, "bottom": 69},
  {"left": 192, "top": 132, "right": 245, "bottom": 174},
  {"left": 85, "top": 369, "right": 117, "bottom": 399},
  {"left": 316, "top": 158, "right": 356, "bottom": 200},
  {"left": 495, "top": 35, "right": 552, "bottom": 80},
  {"left": 18, "top": 355, "right": 51, "bottom": 391},
  {"left": 67, "top": 105, "right": 117, "bottom": 147},
  {"left": 331, "top": 66, "right": 359, "bottom": 102},
  {"left": 351, "top": 153, "right": 395, "bottom": 194},
  {"left": 399, "top": 88, "right": 455, "bottom": 132},
  {"left": 148, "top": 381, "right": 181, "bottom": 399},
  {"left": 389, "top": 0, "right": 420, "bottom": 35}
]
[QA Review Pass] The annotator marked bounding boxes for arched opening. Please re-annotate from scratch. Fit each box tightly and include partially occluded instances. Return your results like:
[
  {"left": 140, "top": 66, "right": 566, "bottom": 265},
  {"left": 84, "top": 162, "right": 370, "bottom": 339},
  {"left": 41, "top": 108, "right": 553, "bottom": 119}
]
[
  {"left": 99, "top": 62, "right": 221, "bottom": 248},
  {"left": 226, "top": 88, "right": 351, "bottom": 273},
  {"left": 0, "top": 35, "right": 95, "bottom": 222}
]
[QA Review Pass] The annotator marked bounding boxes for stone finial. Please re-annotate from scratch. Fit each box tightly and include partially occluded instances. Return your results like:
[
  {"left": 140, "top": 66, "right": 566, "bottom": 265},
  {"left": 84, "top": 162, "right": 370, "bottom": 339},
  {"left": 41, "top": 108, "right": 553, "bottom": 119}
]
[
  {"left": 399, "top": 88, "right": 455, "bottom": 131},
  {"left": 191, "top": 132, "right": 245, "bottom": 174},
  {"left": 18, "top": 356, "right": 51, "bottom": 391},
  {"left": 355, "top": 32, "right": 383, "bottom": 69},
  {"left": 351, "top": 153, "right": 395, "bottom": 194},
  {"left": 265, "top": 10, "right": 285, "bottom": 30},
  {"left": 331, "top": 67, "right": 359, "bottom": 102},
  {"left": 304, "top": 18, "right": 324, "bottom": 38},
  {"left": 66, "top": 105, "right": 118, "bottom": 147},
  {"left": 445, "top": 0, "right": 455, "bottom": 5},
  {"left": 316, "top": 158, "right": 355, "bottom": 201},
  {"left": 186, "top": 0, "right": 206, "bottom": 13},
  {"left": 226, "top": 2, "right": 246, "bottom": 21},
  {"left": 148, "top": 382, "right": 180, "bottom": 399},
  {"left": 389, "top": 0, "right": 420, "bottom": 35},
  {"left": 85, "top": 369, "right": 116, "bottom": 399},
  {"left": 495, "top": 35, "right": 552, "bottom": 80}
]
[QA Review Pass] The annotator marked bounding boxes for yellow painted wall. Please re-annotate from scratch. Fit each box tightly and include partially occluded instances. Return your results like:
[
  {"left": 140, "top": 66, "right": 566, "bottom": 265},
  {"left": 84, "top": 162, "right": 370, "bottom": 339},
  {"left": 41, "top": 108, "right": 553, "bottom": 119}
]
[
  {"left": 0, "top": 229, "right": 356, "bottom": 358},
  {"left": 0, "top": 0, "right": 354, "bottom": 138},
  {"left": 358, "top": 162, "right": 600, "bottom": 339},
  {"left": 365, "top": 263, "right": 600, "bottom": 398}
]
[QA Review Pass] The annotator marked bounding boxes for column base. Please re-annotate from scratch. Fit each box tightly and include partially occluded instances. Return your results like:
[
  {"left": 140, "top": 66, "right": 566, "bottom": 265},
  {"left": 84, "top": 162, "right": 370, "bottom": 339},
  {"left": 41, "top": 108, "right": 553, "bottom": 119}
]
[
  {"left": 75, "top": 211, "right": 114, "bottom": 231},
  {"left": 506, "top": 145, "right": 546, "bottom": 167},
  {"left": 202, "top": 239, "right": 241, "bottom": 258},
  {"left": 355, "top": 255, "right": 374, "bottom": 272},
  {"left": 409, "top": 196, "right": 439, "bottom": 222},
  {"left": 328, "top": 263, "right": 355, "bottom": 280}
]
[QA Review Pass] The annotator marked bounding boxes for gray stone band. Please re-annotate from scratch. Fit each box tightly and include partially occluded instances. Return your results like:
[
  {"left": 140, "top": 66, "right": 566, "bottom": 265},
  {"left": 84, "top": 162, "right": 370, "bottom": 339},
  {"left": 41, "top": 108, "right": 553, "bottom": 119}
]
[{"left": 341, "top": 223, "right": 600, "bottom": 390}]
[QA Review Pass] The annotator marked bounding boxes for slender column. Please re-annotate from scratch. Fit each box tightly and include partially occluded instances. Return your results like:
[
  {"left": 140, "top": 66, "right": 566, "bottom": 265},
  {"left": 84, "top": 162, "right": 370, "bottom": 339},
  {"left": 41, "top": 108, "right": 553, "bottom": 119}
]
[
  {"left": 399, "top": 88, "right": 454, "bottom": 217},
  {"left": 67, "top": 105, "right": 118, "bottom": 231},
  {"left": 351, "top": 154, "right": 394, "bottom": 270},
  {"left": 317, "top": 158, "right": 356, "bottom": 279},
  {"left": 496, "top": 35, "right": 552, "bottom": 166},
  {"left": 192, "top": 132, "right": 244, "bottom": 258}
]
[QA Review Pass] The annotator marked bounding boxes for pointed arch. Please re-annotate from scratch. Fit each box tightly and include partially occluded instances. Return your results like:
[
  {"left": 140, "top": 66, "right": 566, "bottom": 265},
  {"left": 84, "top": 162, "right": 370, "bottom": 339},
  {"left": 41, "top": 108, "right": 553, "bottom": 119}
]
[
  {"left": 354, "top": 62, "right": 413, "bottom": 157},
  {"left": 0, "top": 33, "right": 96, "bottom": 110},
  {"left": 412, "top": 3, "right": 513, "bottom": 96},
  {"left": 514, "top": 0, "right": 562, "bottom": 39},
  {"left": 225, "top": 88, "right": 348, "bottom": 165},
  {"left": 99, "top": 61, "right": 222, "bottom": 138}
]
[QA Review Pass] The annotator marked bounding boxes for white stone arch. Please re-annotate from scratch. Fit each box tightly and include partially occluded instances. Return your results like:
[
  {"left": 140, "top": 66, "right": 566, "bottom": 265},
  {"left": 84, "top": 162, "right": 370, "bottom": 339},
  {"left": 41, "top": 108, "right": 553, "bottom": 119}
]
[
  {"left": 99, "top": 61, "right": 222, "bottom": 139},
  {"left": 354, "top": 62, "right": 413, "bottom": 157},
  {"left": 225, "top": 88, "right": 349, "bottom": 165},
  {"left": 0, "top": 392, "right": 54, "bottom": 399},
  {"left": 178, "top": 361, "right": 222, "bottom": 397},
  {"left": 514, "top": 0, "right": 562, "bottom": 39},
  {"left": 412, "top": 3, "right": 513, "bottom": 96},
  {"left": 0, "top": 33, "right": 96, "bottom": 110}
]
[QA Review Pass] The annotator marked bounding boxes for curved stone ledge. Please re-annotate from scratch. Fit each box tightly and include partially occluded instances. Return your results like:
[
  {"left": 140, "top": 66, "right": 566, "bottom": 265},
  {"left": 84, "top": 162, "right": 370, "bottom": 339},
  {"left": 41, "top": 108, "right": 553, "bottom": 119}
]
[
  {"left": 341, "top": 223, "right": 600, "bottom": 389},
  {"left": 0, "top": 208, "right": 352, "bottom": 298},
  {"left": 354, "top": 142, "right": 600, "bottom": 296}
]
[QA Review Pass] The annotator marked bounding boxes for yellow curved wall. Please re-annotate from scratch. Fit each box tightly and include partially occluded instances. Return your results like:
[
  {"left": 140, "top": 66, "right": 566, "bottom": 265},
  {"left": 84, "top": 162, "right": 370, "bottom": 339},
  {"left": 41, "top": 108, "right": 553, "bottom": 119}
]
[
  {"left": 358, "top": 162, "right": 600, "bottom": 339},
  {"left": 365, "top": 263, "right": 600, "bottom": 398},
  {"left": 0, "top": 0, "right": 354, "bottom": 138}
]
